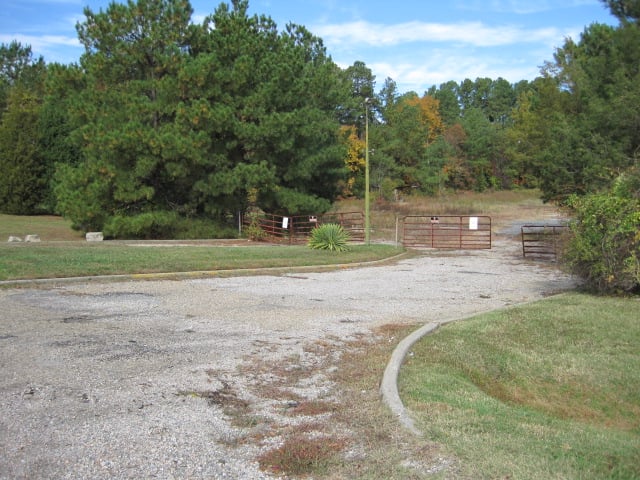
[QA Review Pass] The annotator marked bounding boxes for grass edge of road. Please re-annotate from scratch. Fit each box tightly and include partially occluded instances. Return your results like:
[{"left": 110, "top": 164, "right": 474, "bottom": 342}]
[
  {"left": 243, "top": 293, "right": 639, "bottom": 479},
  {"left": 399, "top": 292, "right": 640, "bottom": 480},
  {"left": 0, "top": 243, "right": 406, "bottom": 282}
]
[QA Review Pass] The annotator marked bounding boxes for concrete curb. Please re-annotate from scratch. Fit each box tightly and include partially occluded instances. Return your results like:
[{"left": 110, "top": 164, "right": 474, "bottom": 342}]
[{"left": 380, "top": 322, "right": 440, "bottom": 436}]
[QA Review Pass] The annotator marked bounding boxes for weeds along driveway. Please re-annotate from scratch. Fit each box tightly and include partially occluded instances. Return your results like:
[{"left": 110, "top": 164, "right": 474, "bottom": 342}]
[{"left": 0, "top": 240, "right": 576, "bottom": 479}]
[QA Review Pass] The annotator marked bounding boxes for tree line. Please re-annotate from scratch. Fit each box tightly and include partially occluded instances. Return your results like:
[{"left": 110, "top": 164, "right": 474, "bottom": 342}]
[{"left": 0, "top": 0, "right": 638, "bottom": 251}]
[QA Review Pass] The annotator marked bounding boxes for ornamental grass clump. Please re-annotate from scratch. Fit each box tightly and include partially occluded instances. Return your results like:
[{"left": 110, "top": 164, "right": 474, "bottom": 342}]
[{"left": 307, "top": 223, "right": 351, "bottom": 252}]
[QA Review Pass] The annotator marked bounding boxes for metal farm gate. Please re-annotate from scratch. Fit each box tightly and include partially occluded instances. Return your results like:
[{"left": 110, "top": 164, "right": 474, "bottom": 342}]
[
  {"left": 521, "top": 224, "right": 569, "bottom": 260},
  {"left": 244, "top": 211, "right": 364, "bottom": 244},
  {"left": 402, "top": 215, "right": 492, "bottom": 249}
]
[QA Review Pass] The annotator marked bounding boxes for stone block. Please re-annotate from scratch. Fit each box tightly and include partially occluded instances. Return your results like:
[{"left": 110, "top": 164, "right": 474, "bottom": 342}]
[
  {"left": 7, "top": 236, "right": 22, "bottom": 242},
  {"left": 25, "top": 235, "right": 41, "bottom": 242},
  {"left": 86, "top": 232, "right": 104, "bottom": 242}
]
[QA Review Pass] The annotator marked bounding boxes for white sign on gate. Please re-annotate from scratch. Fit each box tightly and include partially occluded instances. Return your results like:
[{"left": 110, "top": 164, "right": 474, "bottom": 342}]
[
  {"left": 282, "top": 217, "right": 289, "bottom": 229},
  {"left": 469, "top": 217, "right": 478, "bottom": 230}
]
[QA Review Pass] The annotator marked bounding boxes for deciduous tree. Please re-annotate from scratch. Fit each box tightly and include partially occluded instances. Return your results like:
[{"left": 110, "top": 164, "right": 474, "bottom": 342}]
[
  {"left": 520, "top": 15, "right": 640, "bottom": 202},
  {"left": 379, "top": 92, "right": 444, "bottom": 192}
]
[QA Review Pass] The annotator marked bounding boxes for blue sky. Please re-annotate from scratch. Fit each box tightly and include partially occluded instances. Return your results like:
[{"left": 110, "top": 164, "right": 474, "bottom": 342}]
[{"left": 1, "top": 0, "right": 617, "bottom": 94}]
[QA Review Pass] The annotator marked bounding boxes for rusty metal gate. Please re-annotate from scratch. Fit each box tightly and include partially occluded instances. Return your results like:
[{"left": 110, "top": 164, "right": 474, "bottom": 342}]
[
  {"left": 243, "top": 211, "right": 364, "bottom": 244},
  {"left": 402, "top": 215, "right": 492, "bottom": 249},
  {"left": 521, "top": 224, "right": 569, "bottom": 260}
]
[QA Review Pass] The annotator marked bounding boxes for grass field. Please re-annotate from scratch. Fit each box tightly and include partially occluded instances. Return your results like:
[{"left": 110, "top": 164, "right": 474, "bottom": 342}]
[
  {"left": 399, "top": 293, "right": 640, "bottom": 479},
  {"left": 0, "top": 243, "right": 403, "bottom": 281},
  {"left": 0, "top": 190, "right": 556, "bottom": 282},
  {"left": 0, "top": 214, "right": 83, "bottom": 241},
  {"left": 0, "top": 210, "right": 404, "bottom": 281}
]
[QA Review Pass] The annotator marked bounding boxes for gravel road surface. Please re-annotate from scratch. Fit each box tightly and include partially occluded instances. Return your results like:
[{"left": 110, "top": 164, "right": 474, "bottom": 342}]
[{"left": 0, "top": 240, "right": 576, "bottom": 479}]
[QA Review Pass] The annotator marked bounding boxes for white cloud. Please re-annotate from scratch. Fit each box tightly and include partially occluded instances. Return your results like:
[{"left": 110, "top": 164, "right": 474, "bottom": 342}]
[
  {"left": 312, "top": 14, "right": 581, "bottom": 93},
  {"left": 455, "top": 0, "right": 601, "bottom": 15},
  {"left": 191, "top": 13, "right": 208, "bottom": 25},
  {"left": 313, "top": 20, "right": 563, "bottom": 48},
  {"left": 0, "top": 33, "right": 82, "bottom": 63},
  {"left": 367, "top": 51, "right": 540, "bottom": 93},
  {"left": 0, "top": 34, "right": 80, "bottom": 49},
  {"left": 15, "top": 0, "right": 81, "bottom": 4}
]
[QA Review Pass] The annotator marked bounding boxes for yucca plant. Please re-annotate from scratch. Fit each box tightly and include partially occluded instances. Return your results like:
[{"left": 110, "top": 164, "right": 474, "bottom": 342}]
[{"left": 307, "top": 223, "right": 351, "bottom": 252}]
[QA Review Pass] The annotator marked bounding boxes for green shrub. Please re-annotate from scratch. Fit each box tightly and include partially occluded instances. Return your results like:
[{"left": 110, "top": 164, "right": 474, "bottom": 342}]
[
  {"left": 307, "top": 223, "right": 351, "bottom": 252},
  {"left": 104, "top": 211, "right": 179, "bottom": 239},
  {"left": 174, "top": 218, "right": 238, "bottom": 240},
  {"left": 103, "top": 212, "right": 238, "bottom": 240},
  {"left": 242, "top": 212, "right": 267, "bottom": 241},
  {"left": 563, "top": 183, "right": 640, "bottom": 294}
]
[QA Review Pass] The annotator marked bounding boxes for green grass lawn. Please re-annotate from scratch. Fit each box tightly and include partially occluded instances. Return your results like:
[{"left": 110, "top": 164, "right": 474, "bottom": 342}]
[
  {"left": 0, "top": 214, "right": 83, "bottom": 241},
  {"left": 0, "top": 243, "right": 403, "bottom": 281},
  {"left": 0, "top": 213, "right": 404, "bottom": 281},
  {"left": 400, "top": 292, "right": 640, "bottom": 479}
]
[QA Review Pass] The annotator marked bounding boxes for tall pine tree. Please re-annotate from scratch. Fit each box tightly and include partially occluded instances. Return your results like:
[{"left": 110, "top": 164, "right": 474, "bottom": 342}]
[{"left": 55, "top": 0, "right": 348, "bottom": 237}]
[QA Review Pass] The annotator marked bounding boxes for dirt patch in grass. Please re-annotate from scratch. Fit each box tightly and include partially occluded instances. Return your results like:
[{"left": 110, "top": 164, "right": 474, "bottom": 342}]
[
  {"left": 177, "top": 382, "right": 250, "bottom": 417},
  {"left": 287, "top": 400, "right": 339, "bottom": 416},
  {"left": 223, "top": 324, "right": 455, "bottom": 479},
  {"left": 258, "top": 434, "right": 348, "bottom": 476}
]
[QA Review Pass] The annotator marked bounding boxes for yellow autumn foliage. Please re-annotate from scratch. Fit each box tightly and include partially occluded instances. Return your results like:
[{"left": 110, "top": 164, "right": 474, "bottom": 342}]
[
  {"left": 404, "top": 94, "right": 444, "bottom": 145},
  {"left": 340, "top": 125, "right": 365, "bottom": 196}
]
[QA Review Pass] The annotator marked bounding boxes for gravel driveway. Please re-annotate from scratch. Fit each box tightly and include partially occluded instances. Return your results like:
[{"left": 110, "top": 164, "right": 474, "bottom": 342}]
[{"left": 0, "top": 239, "right": 576, "bottom": 479}]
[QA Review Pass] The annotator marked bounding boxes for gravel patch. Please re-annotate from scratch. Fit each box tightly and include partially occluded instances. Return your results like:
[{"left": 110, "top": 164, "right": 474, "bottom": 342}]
[{"left": 0, "top": 239, "right": 576, "bottom": 479}]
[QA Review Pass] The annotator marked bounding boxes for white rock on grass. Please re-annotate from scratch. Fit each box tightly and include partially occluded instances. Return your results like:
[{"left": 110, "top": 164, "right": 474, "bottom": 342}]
[
  {"left": 25, "top": 235, "right": 41, "bottom": 242},
  {"left": 7, "top": 236, "right": 22, "bottom": 242},
  {"left": 86, "top": 232, "right": 104, "bottom": 242}
]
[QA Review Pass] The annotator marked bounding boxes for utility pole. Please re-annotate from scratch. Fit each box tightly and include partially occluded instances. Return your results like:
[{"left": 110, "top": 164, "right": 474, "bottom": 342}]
[{"left": 364, "top": 97, "right": 370, "bottom": 245}]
